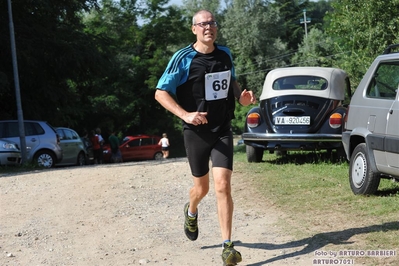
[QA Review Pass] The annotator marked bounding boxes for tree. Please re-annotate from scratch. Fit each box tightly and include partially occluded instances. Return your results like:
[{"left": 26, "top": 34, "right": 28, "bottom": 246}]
[
  {"left": 220, "top": 0, "right": 287, "bottom": 133},
  {"left": 291, "top": 28, "right": 335, "bottom": 67},
  {"left": 326, "top": 0, "right": 399, "bottom": 87},
  {"left": 182, "top": 0, "right": 221, "bottom": 14},
  {"left": 0, "top": 0, "right": 107, "bottom": 127},
  {"left": 222, "top": 0, "right": 287, "bottom": 91},
  {"left": 83, "top": 0, "right": 192, "bottom": 140}
]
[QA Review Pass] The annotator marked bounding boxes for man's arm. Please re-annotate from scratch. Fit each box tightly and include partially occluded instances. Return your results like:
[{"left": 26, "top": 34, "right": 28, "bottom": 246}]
[
  {"left": 232, "top": 80, "right": 257, "bottom": 106},
  {"left": 155, "top": 90, "right": 187, "bottom": 120},
  {"left": 154, "top": 89, "right": 208, "bottom": 126}
]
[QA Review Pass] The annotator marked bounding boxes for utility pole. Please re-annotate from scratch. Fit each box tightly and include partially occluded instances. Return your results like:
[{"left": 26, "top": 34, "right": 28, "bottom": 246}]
[
  {"left": 7, "top": 0, "right": 27, "bottom": 164},
  {"left": 300, "top": 9, "right": 311, "bottom": 38}
]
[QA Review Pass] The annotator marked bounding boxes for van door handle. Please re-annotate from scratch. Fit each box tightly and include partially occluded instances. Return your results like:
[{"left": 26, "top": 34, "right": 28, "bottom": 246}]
[{"left": 389, "top": 109, "right": 393, "bottom": 114}]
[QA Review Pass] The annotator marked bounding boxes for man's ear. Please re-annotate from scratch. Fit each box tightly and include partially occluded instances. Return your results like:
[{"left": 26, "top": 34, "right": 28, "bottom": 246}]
[{"left": 192, "top": 25, "right": 197, "bottom": 35}]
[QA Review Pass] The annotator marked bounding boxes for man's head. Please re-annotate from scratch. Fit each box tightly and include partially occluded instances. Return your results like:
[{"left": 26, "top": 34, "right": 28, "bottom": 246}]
[{"left": 192, "top": 10, "right": 217, "bottom": 45}]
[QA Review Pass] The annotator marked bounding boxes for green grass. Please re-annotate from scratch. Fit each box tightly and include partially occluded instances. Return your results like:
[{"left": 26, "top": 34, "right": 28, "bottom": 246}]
[{"left": 233, "top": 146, "right": 399, "bottom": 264}]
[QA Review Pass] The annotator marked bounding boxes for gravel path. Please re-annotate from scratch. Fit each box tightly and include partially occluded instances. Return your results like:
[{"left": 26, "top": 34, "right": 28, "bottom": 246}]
[{"left": 0, "top": 158, "right": 314, "bottom": 265}]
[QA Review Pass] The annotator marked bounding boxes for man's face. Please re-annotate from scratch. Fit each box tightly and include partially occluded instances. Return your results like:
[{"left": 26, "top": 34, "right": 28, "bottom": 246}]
[{"left": 192, "top": 12, "right": 217, "bottom": 44}]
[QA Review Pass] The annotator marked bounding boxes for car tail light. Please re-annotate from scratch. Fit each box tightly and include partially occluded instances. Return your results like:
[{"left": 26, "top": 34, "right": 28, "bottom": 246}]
[
  {"left": 343, "top": 106, "right": 349, "bottom": 130},
  {"left": 247, "top": 113, "right": 260, "bottom": 128},
  {"left": 329, "top": 113, "right": 342, "bottom": 128}
]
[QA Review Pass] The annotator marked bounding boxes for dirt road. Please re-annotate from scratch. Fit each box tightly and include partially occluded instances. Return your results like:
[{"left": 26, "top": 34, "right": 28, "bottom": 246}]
[{"left": 1, "top": 158, "right": 316, "bottom": 265}]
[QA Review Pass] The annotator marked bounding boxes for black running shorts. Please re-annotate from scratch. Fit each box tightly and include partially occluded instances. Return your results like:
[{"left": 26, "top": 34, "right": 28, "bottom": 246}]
[{"left": 183, "top": 127, "right": 233, "bottom": 177}]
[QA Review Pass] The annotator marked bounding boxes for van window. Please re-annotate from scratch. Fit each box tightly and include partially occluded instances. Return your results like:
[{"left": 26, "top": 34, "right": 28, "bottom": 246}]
[{"left": 367, "top": 62, "right": 399, "bottom": 99}]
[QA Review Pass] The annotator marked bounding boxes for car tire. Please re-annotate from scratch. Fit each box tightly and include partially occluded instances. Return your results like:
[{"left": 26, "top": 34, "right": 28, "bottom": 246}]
[
  {"left": 154, "top": 152, "right": 163, "bottom": 160},
  {"left": 275, "top": 150, "right": 287, "bottom": 157},
  {"left": 246, "top": 145, "right": 263, "bottom": 163},
  {"left": 34, "top": 150, "right": 55, "bottom": 168},
  {"left": 349, "top": 143, "right": 380, "bottom": 195},
  {"left": 335, "top": 146, "right": 347, "bottom": 162},
  {"left": 77, "top": 152, "right": 86, "bottom": 166}
]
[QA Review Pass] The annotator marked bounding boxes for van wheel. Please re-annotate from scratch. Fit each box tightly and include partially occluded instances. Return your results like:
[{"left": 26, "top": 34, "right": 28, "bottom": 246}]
[
  {"left": 349, "top": 143, "right": 380, "bottom": 195},
  {"left": 34, "top": 151, "right": 55, "bottom": 168}
]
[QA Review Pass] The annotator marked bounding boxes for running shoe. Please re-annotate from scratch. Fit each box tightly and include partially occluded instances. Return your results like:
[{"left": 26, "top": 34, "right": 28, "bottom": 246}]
[
  {"left": 222, "top": 241, "right": 242, "bottom": 266},
  {"left": 183, "top": 202, "right": 198, "bottom": 241}
]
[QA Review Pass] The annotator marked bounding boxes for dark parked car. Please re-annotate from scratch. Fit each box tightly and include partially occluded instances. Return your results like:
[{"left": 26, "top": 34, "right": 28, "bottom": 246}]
[
  {"left": 55, "top": 127, "right": 87, "bottom": 166},
  {"left": 0, "top": 138, "right": 21, "bottom": 166},
  {"left": 242, "top": 67, "right": 351, "bottom": 162},
  {"left": 103, "top": 135, "right": 163, "bottom": 163},
  {"left": 342, "top": 44, "right": 399, "bottom": 195},
  {"left": 0, "top": 120, "right": 62, "bottom": 167}
]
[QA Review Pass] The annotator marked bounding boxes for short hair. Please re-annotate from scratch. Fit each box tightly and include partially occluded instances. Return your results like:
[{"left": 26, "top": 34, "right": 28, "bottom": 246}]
[{"left": 192, "top": 10, "right": 214, "bottom": 25}]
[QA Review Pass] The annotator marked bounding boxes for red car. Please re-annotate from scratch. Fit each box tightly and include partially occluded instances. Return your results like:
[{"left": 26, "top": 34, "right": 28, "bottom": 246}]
[{"left": 103, "top": 135, "right": 163, "bottom": 163}]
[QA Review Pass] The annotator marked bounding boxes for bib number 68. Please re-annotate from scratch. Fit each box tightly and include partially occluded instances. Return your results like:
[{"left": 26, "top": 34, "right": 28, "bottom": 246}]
[{"left": 213, "top": 79, "right": 229, "bottom": 91}]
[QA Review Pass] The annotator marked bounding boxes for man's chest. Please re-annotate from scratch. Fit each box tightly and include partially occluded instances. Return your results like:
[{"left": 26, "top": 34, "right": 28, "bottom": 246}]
[{"left": 189, "top": 53, "right": 232, "bottom": 77}]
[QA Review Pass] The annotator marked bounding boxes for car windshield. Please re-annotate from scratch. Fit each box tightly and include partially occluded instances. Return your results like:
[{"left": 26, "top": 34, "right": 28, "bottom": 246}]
[{"left": 273, "top": 76, "right": 328, "bottom": 91}]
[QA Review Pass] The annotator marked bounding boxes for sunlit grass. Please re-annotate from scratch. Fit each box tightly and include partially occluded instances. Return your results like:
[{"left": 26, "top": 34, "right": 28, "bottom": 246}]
[{"left": 233, "top": 147, "right": 399, "bottom": 260}]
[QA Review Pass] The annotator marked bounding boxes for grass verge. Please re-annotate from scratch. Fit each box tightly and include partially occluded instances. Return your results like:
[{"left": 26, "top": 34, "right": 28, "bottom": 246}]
[{"left": 233, "top": 146, "right": 399, "bottom": 265}]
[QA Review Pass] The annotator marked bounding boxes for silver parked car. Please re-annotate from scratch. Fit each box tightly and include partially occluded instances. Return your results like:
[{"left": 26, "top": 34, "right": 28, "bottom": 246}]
[
  {"left": 0, "top": 120, "right": 63, "bottom": 168},
  {"left": 342, "top": 44, "right": 399, "bottom": 195},
  {"left": 0, "top": 138, "right": 21, "bottom": 166},
  {"left": 55, "top": 127, "right": 87, "bottom": 166}
]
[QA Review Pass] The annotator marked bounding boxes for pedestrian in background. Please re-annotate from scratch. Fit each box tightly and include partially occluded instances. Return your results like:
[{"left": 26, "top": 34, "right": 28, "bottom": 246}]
[
  {"left": 95, "top": 128, "right": 104, "bottom": 164},
  {"left": 158, "top": 133, "right": 170, "bottom": 159},
  {"left": 109, "top": 130, "right": 122, "bottom": 163},
  {"left": 89, "top": 129, "right": 101, "bottom": 164}
]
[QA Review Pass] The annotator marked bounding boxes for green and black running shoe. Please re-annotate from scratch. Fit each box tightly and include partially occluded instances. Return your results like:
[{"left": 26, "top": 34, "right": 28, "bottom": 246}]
[
  {"left": 184, "top": 202, "right": 198, "bottom": 241},
  {"left": 222, "top": 241, "right": 242, "bottom": 266}
]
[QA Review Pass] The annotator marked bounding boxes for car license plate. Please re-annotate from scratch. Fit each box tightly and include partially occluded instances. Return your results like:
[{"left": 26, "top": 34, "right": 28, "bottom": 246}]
[{"left": 275, "top": 116, "right": 310, "bottom": 125}]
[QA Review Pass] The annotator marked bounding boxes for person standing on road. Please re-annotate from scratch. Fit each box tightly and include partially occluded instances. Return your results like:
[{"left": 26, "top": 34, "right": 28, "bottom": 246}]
[
  {"left": 155, "top": 9, "right": 256, "bottom": 266},
  {"left": 95, "top": 128, "right": 104, "bottom": 164},
  {"left": 158, "top": 133, "right": 170, "bottom": 159},
  {"left": 108, "top": 130, "right": 122, "bottom": 163},
  {"left": 89, "top": 129, "right": 101, "bottom": 165}
]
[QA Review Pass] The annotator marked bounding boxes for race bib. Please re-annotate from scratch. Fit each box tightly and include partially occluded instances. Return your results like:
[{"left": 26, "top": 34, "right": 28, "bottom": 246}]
[{"left": 204, "top": 70, "right": 231, "bottom": 101}]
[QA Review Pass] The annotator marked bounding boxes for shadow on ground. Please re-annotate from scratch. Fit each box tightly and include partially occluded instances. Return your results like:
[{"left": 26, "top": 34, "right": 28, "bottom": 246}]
[{"left": 201, "top": 221, "right": 399, "bottom": 265}]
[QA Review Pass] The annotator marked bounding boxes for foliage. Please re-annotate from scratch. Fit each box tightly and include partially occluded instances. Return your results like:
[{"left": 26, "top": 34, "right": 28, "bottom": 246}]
[
  {"left": 182, "top": 0, "right": 221, "bottom": 14},
  {"left": 0, "top": 0, "right": 106, "bottom": 127},
  {"left": 231, "top": 104, "right": 253, "bottom": 134},
  {"left": 271, "top": 0, "right": 332, "bottom": 52},
  {"left": 222, "top": 0, "right": 287, "bottom": 97},
  {"left": 291, "top": 28, "right": 335, "bottom": 67},
  {"left": 326, "top": 0, "right": 399, "bottom": 88}
]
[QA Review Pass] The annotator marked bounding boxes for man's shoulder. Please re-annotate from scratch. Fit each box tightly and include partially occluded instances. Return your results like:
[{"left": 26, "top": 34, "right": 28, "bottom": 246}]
[
  {"left": 215, "top": 44, "right": 231, "bottom": 53},
  {"left": 172, "top": 44, "right": 195, "bottom": 60}
]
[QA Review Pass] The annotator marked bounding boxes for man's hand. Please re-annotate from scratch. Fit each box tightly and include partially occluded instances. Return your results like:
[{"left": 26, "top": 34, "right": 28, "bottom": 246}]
[
  {"left": 183, "top": 112, "right": 208, "bottom": 126},
  {"left": 239, "top": 89, "right": 257, "bottom": 106}
]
